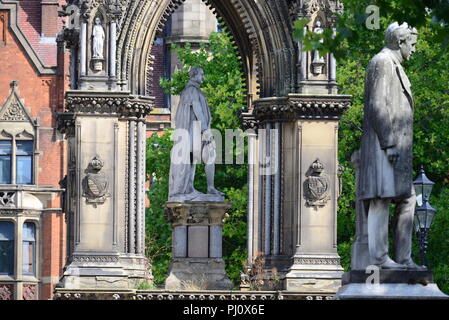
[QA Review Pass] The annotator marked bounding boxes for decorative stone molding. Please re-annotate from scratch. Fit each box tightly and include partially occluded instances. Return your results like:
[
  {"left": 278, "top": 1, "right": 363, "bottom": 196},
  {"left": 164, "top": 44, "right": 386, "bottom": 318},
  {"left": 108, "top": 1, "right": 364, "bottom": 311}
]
[
  {"left": 253, "top": 94, "right": 351, "bottom": 121},
  {"left": 304, "top": 158, "right": 331, "bottom": 207},
  {"left": 64, "top": 91, "right": 154, "bottom": 118},
  {"left": 165, "top": 202, "right": 231, "bottom": 227},
  {"left": 53, "top": 289, "right": 334, "bottom": 300},
  {"left": 72, "top": 255, "right": 120, "bottom": 263},
  {"left": 293, "top": 257, "right": 341, "bottom": 265}
]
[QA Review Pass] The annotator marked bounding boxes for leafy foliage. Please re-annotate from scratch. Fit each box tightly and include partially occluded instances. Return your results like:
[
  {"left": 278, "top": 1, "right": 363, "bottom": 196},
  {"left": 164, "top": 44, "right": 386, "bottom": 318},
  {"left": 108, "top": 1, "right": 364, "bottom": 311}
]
[
  {"left": 294, "top": 0, "right": 449, "bottom": 60},
  {"left": 146, "top": 30, "right": 248, "bottom": 287}
]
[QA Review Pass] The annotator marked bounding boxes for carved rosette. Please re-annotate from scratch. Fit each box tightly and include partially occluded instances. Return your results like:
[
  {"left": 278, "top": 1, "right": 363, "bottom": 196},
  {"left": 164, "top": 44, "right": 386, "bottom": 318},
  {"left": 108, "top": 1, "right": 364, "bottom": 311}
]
[
  {"left": 253, "top": 94, "right": 351, "bottom": 121},
  {"left": 165, "top": 202, "right": 231, "bottom": 227}
]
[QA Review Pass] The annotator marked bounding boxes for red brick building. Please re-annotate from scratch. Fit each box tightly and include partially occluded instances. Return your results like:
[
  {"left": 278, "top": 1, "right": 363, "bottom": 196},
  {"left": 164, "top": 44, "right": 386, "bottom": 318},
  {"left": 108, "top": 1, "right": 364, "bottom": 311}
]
[
  {"left": 0, "top": 0, "right": 214, "bottom": 300},
  {"left": 0, "top": 0, "right": 68, "bottom": 300}
]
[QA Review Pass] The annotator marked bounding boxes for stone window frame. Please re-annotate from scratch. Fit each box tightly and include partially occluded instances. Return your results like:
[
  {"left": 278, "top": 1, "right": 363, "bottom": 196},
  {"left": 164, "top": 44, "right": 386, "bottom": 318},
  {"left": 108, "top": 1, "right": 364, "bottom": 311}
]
[
  {"left": 0, "top": 81, "right": 40, "bottom": 187},
  {"left": 0, "top": 214, "right": 41, "bottom": 300},
  {"left": 0, "top": 134, "right": 35, "bottom": 185}
]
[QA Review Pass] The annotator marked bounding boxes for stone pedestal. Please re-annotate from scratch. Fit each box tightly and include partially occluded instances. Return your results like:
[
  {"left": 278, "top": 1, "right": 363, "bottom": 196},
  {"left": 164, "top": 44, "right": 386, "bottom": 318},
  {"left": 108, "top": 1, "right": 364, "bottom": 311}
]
[
  {"left": 336, "top": 270, "right": 448, "bottom": 299},
  {"left": 56, "top": 91, "right": 154, "bottom": 290},
  {"left": 164, "top": 202, "right": 233, "bottom": 290}
]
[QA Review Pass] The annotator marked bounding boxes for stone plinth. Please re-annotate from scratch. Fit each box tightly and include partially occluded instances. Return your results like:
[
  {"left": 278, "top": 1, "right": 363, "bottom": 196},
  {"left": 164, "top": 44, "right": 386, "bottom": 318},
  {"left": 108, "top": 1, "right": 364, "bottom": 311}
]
[
  {"left": 336, "top": 270, "right": 448, "bottom": 299},
  {"left": 164, "top": 202, "right": 233, "bottom": 290}
]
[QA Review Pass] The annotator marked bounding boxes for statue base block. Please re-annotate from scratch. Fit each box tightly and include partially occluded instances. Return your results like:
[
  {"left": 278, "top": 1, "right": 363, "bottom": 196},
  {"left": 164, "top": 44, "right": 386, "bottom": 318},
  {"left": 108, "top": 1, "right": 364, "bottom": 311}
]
[
  {"left": 285, "top": 256, "right": 344, "bottom": 293},
  {"left": 57, "top": 253, "right": 151, "bottom": 290},
  {"left": 165, "top": 258, "right": 233, "bottom": 290},
  {"left": 336, "top": 270, "right": 449, "bottom": 299}
]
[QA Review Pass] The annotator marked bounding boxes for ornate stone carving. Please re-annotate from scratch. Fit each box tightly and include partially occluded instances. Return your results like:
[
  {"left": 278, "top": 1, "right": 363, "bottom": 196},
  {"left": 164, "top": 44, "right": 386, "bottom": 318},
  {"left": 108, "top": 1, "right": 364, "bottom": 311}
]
[
  {"left": 72, "top": 255, "right": 120, "bottom": 263},
  {"left": 165, "top": 202, "right": 230, "bottom": 227},
  {"left": 240, "top": 112, "right": 259, "bottom": 131},
  {"left": 65, "top": 92, "right": 154, "bottom": 118},
  {"left": 82, "top": 157, "right": 109, "bottom": 205},
  {"left": 0, "top": 101, "right": 27, "bottom": 121},
  {"left": 294, "top": 257, "right": 341, "bottom": 265},
  {"left": 301, "top": 0, "right": 344, "bottom": 18},
  {"left": 0, "top": 284, "right": 13, "bottom": 300},
  {"left": 0, "top": 191, "right": 16, "bottom": 207},
  {"left": 0, "top": 82, "right": 32, "bottom": 122},
  {"left": 187, "top": 206, "right": 209, "bottom": 224},
  {"left": 22, "top": 284, "right": 37, "bottom": 300},
  {"left": 57, "top": 113, "right": 76, "bottom": 136},
  {"left": 253, "top": 95, "right": 351, "bottom": 121},
  {"left": 304, "top": 159, "right": 331, "bottom": 207}
]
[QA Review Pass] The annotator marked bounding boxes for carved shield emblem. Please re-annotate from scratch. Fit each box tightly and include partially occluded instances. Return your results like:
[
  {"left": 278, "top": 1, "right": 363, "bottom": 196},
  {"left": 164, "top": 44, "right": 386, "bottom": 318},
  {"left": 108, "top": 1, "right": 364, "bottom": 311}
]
[
  {"left": 82, "top": 156, "right": 109, "bottom": 205},
  {"left": 304, "top": 159, "right": 331, "bottom": 207},
  {"left": 87, "top": 173, "right": 108, "bottom": 198}
]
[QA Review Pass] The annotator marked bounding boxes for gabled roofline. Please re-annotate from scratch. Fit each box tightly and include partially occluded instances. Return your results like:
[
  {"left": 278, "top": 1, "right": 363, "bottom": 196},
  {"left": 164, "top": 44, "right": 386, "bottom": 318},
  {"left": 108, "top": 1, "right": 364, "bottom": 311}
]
[{"left": 0, "top": 0, "right": 57, "bottom": 75}]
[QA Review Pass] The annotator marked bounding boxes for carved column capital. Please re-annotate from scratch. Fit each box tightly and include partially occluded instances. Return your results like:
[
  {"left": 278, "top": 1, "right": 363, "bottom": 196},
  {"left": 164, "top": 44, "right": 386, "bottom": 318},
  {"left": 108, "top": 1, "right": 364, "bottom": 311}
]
[{"left": 165, "top": 202, "right": 231, "bottom": 227}]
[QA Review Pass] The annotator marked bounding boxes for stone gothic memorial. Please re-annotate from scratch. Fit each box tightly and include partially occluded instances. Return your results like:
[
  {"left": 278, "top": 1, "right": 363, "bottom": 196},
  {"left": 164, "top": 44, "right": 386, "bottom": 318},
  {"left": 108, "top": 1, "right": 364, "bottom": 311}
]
[
  {"left": 0, "top": 0, "right": 441, "bottom": 300},
  {"left": 54, "top": 0, "right": 351, "bottom": 296}
]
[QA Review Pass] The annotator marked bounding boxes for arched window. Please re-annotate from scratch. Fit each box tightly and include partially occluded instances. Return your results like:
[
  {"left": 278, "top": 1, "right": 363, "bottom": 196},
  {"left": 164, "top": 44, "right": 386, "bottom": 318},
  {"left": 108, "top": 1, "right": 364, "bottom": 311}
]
[
  {"left": 0, "top": 221, "right": 14, "bottom": 275},
  {"left": 22, "top": 222, "right": 36, "bottom": 276}
]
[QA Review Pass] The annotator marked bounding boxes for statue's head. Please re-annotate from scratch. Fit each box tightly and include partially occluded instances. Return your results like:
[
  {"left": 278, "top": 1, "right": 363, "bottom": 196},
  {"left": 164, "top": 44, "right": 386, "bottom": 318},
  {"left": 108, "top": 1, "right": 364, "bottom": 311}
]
[
  {"left": 385, "top": 22, "right": 418, "bottom": 61},
  {"left": 95, "top": 17, "right": 101, "bottom": 25},
  {"left": 189, "top": 66, "right": 205, "bottom": 84}
]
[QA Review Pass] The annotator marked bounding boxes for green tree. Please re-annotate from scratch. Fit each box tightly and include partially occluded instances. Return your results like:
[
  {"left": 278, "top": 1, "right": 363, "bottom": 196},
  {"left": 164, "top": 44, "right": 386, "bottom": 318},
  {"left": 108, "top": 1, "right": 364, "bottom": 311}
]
[{"left": 146, "top": 30, "right": 248, "bottom": 287}]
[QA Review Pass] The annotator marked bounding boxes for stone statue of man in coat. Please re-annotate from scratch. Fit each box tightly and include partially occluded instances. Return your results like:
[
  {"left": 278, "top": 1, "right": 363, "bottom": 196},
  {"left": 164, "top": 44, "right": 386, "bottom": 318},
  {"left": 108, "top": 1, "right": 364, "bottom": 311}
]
[
  {"left": 358, "top": 22, "right": 424, "bottom": 270},
  {"left": 168, "top": 67, "right": 224, "bottom": 202}
]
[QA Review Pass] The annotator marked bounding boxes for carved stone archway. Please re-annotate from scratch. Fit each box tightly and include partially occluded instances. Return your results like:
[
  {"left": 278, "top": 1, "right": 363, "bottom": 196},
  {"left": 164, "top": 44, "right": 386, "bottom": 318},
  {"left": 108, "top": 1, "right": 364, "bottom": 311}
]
[{"left": 56, "top": 0, "right": 349, "bottom": 293}]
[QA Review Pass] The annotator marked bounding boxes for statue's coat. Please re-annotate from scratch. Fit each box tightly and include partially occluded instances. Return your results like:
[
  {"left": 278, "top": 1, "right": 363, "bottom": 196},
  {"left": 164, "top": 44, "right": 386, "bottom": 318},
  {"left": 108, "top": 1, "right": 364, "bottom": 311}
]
[{"left": 358, "top": 48, "right": 414, "bottom": 201}]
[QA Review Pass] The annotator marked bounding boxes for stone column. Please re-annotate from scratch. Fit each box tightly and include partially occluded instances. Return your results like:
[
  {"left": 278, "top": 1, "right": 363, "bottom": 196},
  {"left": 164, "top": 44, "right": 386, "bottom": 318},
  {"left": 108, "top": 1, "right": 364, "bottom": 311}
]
[
  {"left": 56, "top": 91, "right": 154, "bottom": 290},
  {"left": 165, "top": 202, "right": 233, "bottom": 290},
  {"left": 252, "top": 94, "right": 351, "bottom": 293}
]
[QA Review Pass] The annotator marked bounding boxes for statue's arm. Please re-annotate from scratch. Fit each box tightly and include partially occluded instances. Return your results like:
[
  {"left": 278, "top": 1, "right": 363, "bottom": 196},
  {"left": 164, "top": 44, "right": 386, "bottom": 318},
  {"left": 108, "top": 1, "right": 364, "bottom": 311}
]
[
  {"left": 191, "top": 94, "right": 208, "bottom": 132},
  {"left": 368, "top": 57, "right": 396, "bottom": 150}
]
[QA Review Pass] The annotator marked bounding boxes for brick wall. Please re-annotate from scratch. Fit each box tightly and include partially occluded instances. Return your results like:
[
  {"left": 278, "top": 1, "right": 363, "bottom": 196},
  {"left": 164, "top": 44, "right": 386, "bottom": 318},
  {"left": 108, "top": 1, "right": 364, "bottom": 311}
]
[{"left": 0, "top": 9, "right": 67, "bottom": 300}]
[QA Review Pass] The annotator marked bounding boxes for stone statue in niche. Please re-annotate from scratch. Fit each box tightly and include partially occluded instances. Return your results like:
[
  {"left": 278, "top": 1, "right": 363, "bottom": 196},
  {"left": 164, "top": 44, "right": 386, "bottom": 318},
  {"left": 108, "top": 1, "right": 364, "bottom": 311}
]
[
  {"left": 168, "top": 67, "right": 224, "bottom": 202},
  {"left": 358, "top": 22, "right": 424, "bottom": 270},
  {"left": 83, "top": 156, "right": 109, "bottom": 205},
  {"left": 311, "top": 20, "right": 326, "bottom": 74},
  {"left": 91, "top": 16, "right": 105, "bottom": 71}
]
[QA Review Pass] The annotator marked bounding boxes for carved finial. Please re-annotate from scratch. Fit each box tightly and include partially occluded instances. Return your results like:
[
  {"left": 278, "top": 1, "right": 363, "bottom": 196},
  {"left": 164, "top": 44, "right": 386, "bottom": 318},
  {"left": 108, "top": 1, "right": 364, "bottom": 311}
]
[{"left": 10, "top": 81, "right": 18, "bottom": 89}]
